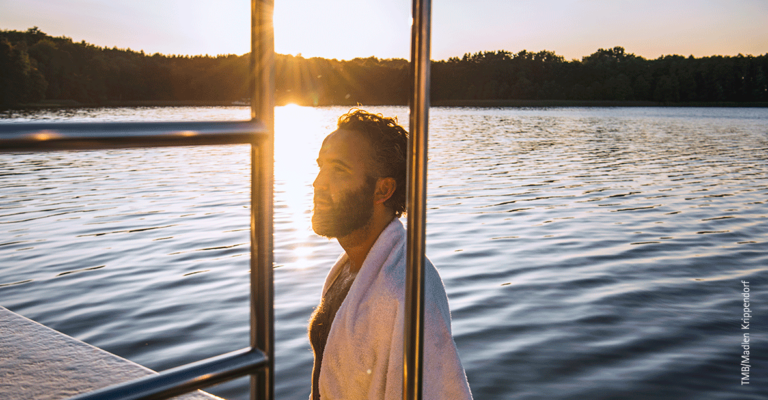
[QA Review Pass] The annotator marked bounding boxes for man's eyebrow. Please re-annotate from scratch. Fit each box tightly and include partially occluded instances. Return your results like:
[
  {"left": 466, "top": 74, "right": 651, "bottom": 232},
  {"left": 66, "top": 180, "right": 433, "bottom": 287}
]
[{"left": 317, "top": 157, "right": 352, "bottom": 170}]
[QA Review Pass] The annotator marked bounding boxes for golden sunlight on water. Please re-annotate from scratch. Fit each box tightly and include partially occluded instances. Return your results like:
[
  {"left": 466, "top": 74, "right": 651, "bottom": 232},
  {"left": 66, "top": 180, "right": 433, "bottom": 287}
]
[{"left": 274, "top": 105, "right": 334, "bottom": 266}]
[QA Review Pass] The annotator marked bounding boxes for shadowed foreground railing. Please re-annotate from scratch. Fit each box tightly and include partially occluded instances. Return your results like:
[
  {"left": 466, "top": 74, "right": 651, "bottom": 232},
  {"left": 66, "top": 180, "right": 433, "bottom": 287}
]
[
  {"left": 0, "top": 0, "right": 432, "bottom": 397},
  {"left": 1, "top": 1, "right": 276, "bottom": 396},
  {"left": 0, "top": 118, "right": 273, "bottom": 400},
  {"left": 0, "top": 120, "right": 265, "bottom": 151},
  {"left": 68, "top": 348, "right": 267, "bottom": 400}
]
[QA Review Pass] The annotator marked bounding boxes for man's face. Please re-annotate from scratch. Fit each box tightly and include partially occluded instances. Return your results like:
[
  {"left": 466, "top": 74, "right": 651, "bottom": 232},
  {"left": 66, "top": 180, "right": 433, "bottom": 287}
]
[{"left": 312, "top": 130, "right": 376, "bottom": 238}]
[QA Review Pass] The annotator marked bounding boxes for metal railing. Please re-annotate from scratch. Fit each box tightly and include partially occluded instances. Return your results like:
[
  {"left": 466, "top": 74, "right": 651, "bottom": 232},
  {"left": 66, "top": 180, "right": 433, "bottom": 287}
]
[
  {"left": 0, "top": 117, "right": 273, "bottom": 400},
  {"left": 0, "top": 120, "right": 265, "bottom": 151},
  {"left": 68, "top": 348, "right": 268, "bottom": 400},
  {"left": 0, "top": 0, "right": 431, "bottom": 398},
  {"left": 404, "top": 0, "right": 431, "bottom": 399},
  {"left": 0, "top": 1, "right": 275, "bottom": 399}
]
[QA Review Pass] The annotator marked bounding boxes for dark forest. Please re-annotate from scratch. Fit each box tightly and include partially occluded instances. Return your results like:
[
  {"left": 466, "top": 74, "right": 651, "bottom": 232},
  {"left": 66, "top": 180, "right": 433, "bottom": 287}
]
[{"left": 2, "top": 27, "right": 767, "bottom": 108}]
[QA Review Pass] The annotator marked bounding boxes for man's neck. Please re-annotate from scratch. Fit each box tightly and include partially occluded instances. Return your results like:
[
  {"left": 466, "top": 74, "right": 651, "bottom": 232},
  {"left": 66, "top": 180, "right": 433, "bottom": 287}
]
[{"left": 338, "top": 211, "right": 395, "bottom": 273}]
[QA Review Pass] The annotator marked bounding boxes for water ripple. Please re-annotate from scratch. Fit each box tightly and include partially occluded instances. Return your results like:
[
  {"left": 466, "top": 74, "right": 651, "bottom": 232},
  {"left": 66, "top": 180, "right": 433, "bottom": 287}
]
[{"left": 1, "top": 106, "right": 767, "bottom": 399}]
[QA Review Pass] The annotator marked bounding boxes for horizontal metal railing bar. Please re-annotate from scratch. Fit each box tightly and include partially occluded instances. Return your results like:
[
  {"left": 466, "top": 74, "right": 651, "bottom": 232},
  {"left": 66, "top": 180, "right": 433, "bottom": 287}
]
[
  {"left": 0, "top": 120, "right": 266, "bottom": 152},
  {"left": 68, "top": 347, "right": 268, "bottom": 400}
]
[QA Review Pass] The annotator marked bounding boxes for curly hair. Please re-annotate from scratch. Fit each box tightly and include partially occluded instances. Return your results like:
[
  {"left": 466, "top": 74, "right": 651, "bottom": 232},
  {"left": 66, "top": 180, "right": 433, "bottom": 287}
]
[{"left": 336, "top": 109, "right": 408, "bottom": 217}]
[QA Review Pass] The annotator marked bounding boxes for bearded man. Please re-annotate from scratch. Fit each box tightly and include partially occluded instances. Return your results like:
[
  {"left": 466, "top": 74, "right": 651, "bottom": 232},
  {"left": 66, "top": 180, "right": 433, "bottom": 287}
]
[{"left": 308, "top": 109, "right": 472, "bottom": 399}]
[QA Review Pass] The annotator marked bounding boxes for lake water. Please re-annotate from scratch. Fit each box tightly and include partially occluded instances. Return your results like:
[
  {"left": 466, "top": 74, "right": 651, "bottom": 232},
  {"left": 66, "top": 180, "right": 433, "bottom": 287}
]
[{"left": 1, "top": 106, "right": 767, "bottom": 399}]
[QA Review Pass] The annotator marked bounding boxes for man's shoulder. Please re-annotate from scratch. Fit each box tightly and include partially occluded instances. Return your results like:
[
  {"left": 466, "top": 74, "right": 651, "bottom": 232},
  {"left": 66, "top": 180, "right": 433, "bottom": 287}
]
[
  {"left": 374, "top": 251, "right": 449, "bottom": 306},
  {"left": 362, "top": 219, "right": 450, "bottom": 305},
  {"left": 370, "top": 237, "right": 407, "bottom": 301},
  {"left": 363, "top": 218, "right": 407, "bottom": 290}
]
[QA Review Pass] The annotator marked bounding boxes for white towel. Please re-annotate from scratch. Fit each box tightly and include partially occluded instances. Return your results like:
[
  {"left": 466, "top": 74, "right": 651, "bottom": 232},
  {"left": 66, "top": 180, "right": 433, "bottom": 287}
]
[{"left": 317, "top": 218, "right": 473, "bottom": 399}]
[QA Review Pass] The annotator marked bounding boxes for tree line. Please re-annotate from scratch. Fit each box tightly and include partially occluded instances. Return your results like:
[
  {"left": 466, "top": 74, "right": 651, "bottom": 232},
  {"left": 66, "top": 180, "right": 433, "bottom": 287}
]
[{"left": 1, "top": 27, "right": 767, "bottom": 108}]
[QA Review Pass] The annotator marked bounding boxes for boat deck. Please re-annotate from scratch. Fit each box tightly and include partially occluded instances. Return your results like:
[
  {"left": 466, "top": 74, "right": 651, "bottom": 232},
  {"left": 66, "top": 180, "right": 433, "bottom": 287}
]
[{"left": 0, "top": 306, "right": 220, "bottom": 400}]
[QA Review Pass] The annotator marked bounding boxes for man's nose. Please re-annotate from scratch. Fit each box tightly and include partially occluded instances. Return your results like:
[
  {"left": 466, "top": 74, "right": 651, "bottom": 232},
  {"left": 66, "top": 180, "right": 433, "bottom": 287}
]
[{"left": 313, "top": 169, "right": 326, "bottom": 190}]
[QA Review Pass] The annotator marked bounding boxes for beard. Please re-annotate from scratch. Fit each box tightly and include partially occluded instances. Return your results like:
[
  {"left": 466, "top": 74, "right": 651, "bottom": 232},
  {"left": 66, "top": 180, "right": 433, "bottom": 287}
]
[{"left": 312, "top": 180, "right": 375, "bottom": 239}]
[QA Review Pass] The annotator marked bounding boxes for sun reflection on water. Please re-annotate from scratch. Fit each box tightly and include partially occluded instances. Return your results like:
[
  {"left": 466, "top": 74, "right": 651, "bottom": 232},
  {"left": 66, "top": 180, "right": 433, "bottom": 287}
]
[{"left": 274, "top": 105, "right": 330, "bottom": 262}]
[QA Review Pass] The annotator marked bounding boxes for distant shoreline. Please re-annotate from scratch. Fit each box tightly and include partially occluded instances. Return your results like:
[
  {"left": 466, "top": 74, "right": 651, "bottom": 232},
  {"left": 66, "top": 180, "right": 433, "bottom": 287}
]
[
  {"left": 9, "top": 99, "right": 768, "bottom": 109},
  {"left": 4, "top": 29, "right": 767, "bottom": 110}
]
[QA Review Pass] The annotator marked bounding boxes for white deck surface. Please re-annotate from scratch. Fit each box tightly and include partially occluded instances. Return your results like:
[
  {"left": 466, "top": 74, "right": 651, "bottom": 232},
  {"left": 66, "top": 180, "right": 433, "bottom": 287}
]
[{"left": 0, "top": 306, "right": 221, "bottom": 400}]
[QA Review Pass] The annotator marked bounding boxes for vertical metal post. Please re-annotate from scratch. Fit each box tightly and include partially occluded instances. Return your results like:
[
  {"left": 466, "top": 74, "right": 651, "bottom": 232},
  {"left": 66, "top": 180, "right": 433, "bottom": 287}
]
[
  {"left": 404, "top": 0, "right": 430, "bottom": 399},
  {"left": 250, "top": 1, "right": 274, "bottom": 399}
]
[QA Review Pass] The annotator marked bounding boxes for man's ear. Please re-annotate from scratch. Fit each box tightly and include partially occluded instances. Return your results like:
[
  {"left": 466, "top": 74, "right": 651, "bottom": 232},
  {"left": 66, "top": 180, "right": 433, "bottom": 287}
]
[{"left": 374, "top": 177, "right": 396, "bottom": 205}]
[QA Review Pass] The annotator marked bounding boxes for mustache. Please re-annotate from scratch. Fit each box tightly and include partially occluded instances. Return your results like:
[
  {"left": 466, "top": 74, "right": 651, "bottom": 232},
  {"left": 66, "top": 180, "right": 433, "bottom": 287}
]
[{"left": 313, "top": 192, "right": 333, "bottom": 206}]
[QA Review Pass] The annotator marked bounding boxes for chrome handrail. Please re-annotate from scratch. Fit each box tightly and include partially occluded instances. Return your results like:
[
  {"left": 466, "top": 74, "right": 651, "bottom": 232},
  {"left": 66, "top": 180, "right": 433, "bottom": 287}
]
[
  {"left": 0, "top": 120, "right": 266, "bottom": 151},
  {"left": 250, "top": 1, "right": 275, "bottom": 399},
  {"left": 1, "top": 1, "right": 276, "bottom": 399},
  {"left": 0, "top": 117, "right": 272, "bottom": 400},
  {"left": 404, "top": 0, "right": 431, "bottom": 399},
  {"left": 0, "top": 0, "right": 432, "bottom": 398},
  {"left": 68, "top": 348, "right": 268, "bottom": 400},
  {"left": 0, "top": 117, "right": 273, "bottom": 400}
]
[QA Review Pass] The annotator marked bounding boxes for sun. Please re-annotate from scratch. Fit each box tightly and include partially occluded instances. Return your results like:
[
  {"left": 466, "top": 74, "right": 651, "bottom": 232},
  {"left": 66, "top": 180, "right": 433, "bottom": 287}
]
[{"left": 273, "top": 0, "right": 410, "bottom": 61}]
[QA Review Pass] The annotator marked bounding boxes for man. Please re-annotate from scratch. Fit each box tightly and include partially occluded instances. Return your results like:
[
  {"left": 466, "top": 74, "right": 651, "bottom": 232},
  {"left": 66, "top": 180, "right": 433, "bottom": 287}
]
[{"left": 308, "top": 109, "right": 472, "bottom": 399}]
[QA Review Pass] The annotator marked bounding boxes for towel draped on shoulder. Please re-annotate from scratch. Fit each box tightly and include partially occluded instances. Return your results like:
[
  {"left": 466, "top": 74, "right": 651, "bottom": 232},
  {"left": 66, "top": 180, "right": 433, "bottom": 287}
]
[{"left": 313, "top": 218, "right": 473, "bottom": 400}]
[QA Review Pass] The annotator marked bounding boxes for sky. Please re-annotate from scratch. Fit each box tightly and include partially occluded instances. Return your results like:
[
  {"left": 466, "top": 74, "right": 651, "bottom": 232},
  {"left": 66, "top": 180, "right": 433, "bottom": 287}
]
[{"left": 1, "top": 0, "right": 766, "bottom": 61}]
